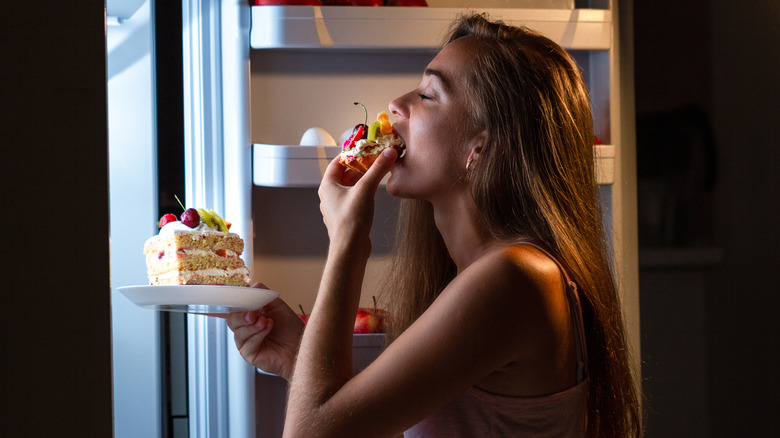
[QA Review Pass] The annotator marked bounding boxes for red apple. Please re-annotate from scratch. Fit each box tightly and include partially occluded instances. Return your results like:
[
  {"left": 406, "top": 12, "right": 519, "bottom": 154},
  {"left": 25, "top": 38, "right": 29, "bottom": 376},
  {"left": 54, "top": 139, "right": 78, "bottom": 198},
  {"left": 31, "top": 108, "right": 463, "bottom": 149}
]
[
  {"left": 327, "top": 0, "right": 384, "bottom": 6},
  {"left": 385, "top": 0, "right": 428, "bottom": 6},
  {"left": 353, "top": 297, "right": 386, "bottom": 334},
  {"left": 298, "top": 305, "right": 310, "bottom": 324},
  {"left": 254, "top": 0, "right": 322, "bottom": 5}
]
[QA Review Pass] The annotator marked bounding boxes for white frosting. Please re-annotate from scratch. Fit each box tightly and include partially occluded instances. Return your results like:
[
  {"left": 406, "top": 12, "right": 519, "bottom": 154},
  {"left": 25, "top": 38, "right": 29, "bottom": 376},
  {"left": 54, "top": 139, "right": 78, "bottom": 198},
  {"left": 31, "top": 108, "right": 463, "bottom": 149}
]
[
  {"left": 342, "top": 133, "right": 405, "bottom": 159},
  {"left": 178, "top": 248, "right": 239, "bottom": 257},
  {"left": 158, "top": 221, "right": 211, "bottom": 237}
]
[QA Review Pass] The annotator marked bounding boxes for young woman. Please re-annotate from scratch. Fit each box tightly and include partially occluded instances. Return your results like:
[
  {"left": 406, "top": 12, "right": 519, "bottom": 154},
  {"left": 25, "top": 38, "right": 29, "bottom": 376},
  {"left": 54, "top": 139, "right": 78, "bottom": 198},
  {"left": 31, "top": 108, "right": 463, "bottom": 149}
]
[{"left": 227, "top": 13, "right": 643, "bottom": 437}]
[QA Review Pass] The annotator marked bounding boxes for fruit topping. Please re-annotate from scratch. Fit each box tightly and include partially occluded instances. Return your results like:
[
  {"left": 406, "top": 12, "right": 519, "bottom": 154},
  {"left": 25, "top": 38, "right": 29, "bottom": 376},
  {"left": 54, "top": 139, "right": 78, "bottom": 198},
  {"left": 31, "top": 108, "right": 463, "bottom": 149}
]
[
  {"left": 342, "top": 104, "right": 401, "bottom": 151},
  {"left": 197, "top": 208, "right": 230, "bottom": 233},
  {"left": 159, "top": 213, "right": 178, "bottom": 228},
  {"left": 342, "top": 124, "right": 364, "bottom": 151},
  {"left": 366, "top": 121, "right": 381, "bottom": 142},
  {"left": 377, "top": 111, "right": 393, "bottom": 135},
  {"left": 354, "top": 101, "right": 369, "bottom": 137},
  {"left": 168, "top": 194, "right": 231, "bottom": 232},
  {"left": 180, "top": 208, "right": 200, "bottom": 228}
]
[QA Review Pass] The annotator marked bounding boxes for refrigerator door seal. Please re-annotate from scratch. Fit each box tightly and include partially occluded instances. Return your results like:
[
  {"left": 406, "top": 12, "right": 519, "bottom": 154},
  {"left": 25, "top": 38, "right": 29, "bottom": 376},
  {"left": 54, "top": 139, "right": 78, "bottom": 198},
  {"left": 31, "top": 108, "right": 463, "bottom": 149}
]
[{"left": 182, "top": 0, "right": 255, "bottom": 437}]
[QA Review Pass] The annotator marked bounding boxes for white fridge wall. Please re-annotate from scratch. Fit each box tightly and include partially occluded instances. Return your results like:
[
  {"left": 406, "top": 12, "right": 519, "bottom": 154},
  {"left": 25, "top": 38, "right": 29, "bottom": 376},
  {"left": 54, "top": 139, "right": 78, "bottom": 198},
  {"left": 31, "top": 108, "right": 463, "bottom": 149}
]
[
  {"left": 250, "top": 50, "right": 433, "bottom": 311},
  {"left": 250, "top": 50, "right": 435, "bottom": 146},
  {"left": 106, "top": 1, "right": 162, "bottom": 437},
  {"left": 252, "top": 185, "right": 400, "bottom": 312}
]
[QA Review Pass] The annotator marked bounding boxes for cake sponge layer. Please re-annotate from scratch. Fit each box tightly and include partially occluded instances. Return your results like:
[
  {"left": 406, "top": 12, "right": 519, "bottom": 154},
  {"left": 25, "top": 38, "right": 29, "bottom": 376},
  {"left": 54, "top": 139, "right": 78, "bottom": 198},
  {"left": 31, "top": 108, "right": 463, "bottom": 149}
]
[
  {"left": 144, "top": 231, "right": 244, "bottom": 254},
  {"left": 148, "top": 269, "right": 249, "bottom": 287}
]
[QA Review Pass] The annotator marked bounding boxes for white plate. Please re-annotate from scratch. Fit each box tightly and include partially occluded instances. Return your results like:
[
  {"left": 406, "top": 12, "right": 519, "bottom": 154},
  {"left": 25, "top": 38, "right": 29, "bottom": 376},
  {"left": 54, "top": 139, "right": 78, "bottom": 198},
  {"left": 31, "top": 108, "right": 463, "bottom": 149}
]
[{"left": 118, "top": 285, "right": 279, "bottom": 314}]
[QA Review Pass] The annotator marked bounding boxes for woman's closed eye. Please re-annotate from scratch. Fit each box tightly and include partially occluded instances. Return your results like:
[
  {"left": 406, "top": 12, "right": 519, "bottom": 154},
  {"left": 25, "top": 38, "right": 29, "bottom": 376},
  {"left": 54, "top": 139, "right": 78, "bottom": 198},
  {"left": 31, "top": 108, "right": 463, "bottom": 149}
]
[{"left": 418, "top": 93, "right": 431, "bottom": 100}]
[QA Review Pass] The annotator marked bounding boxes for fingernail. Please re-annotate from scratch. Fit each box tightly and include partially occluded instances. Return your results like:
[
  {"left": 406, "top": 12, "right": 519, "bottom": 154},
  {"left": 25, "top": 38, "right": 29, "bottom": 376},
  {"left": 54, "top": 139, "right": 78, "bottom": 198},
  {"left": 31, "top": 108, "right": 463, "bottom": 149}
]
[
  {"left": 244, "top": 312, "right": 256, "bottom": 324},
  {"left": 382, "top": 148, "right": 394, "bottom": 158},
  {"left": 254, "top": 315, "right": 268, "bottom": 329}
]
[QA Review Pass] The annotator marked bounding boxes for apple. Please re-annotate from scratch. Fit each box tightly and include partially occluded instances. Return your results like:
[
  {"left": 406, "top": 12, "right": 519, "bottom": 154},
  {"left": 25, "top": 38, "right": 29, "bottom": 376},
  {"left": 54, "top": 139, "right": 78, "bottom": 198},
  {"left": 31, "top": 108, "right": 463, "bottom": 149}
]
[
  {"left": 326, "top": 0, "right": 384, "bottom": 6},
  {"left": 298, "top": 305, "right": 310, "bottom": 324},
  {"left": 254, "top": 0, "right": 322, "bottom": 5},
  {"left": 297, "top": 300, "right": 386, "bottom": 333},
  {"left": 385, "top": 0, "right": 428, "bottom": 6},
  {"left": 353, "top": 296, "right": 386, "bottom": 334}
]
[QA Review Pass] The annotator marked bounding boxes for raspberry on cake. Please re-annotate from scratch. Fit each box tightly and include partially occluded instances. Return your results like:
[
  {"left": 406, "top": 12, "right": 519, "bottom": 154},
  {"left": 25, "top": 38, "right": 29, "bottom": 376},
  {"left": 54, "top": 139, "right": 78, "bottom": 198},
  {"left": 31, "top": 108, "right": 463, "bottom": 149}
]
[{"left": 144, "top": 208, "right": 250, "bottom": 287}]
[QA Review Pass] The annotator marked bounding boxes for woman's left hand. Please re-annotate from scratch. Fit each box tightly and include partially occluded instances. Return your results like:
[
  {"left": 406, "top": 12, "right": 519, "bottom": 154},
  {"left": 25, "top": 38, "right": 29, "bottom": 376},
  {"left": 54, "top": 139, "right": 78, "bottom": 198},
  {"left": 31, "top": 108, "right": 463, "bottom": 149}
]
[
  {"left": 223, "top": 283, "right": 305, "bottom": 381},
  {"left": 318, "top": 148, "right": 398, "bottom": 245}
]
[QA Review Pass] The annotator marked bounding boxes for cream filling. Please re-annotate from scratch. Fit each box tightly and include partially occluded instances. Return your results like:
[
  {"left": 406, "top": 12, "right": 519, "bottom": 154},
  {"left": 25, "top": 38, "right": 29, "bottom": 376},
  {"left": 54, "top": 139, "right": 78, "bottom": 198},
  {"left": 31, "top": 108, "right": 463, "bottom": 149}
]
[
  {"left": 154, "top": 267, "right": 250, "bottom": 282},
  {"left": 178, "top": 249, "right": 239, "bottom": 257}
]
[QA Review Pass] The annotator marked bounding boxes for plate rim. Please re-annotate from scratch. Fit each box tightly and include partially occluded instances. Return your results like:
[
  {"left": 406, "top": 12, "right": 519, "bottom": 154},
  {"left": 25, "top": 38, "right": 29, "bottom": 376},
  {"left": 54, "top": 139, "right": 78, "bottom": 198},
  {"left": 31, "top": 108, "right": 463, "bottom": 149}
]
[{"left": 117, "top": 284, "right": 279, "bottom": 314}]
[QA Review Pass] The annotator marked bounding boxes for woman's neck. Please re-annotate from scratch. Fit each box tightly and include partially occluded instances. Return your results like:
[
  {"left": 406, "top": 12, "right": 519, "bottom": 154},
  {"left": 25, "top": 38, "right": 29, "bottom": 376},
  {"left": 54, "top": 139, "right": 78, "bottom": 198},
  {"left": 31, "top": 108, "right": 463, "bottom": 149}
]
[{"left": 430, "top": 195, "right": 501, "bottom": 273}]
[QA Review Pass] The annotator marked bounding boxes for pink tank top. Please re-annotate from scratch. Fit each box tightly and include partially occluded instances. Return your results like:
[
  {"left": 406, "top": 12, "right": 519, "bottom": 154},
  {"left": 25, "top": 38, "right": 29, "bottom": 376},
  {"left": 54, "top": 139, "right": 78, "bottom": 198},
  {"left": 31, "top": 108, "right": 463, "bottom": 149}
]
[{"left": 405, "top": 244, "right": 589, "bottom": 437}]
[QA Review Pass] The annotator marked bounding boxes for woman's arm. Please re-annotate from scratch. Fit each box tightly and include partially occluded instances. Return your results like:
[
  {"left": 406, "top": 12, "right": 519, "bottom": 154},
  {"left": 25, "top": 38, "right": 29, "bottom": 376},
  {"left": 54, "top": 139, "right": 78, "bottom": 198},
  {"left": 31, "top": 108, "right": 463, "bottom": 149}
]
[
  {"left": 284, "top": 150, "right": 391, "bottom": 434},
  {"left": 282, "top": 150, "right": 568, "bottom": 437},
  {"left": 283, "top": 245, "right": 567, "bottom": 437}
]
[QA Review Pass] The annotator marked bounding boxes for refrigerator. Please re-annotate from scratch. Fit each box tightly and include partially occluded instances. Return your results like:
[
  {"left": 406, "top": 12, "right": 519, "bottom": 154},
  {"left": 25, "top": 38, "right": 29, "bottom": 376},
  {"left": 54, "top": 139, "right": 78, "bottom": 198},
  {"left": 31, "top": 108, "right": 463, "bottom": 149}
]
[{"left": 106, "top": 0, "right": 639, "bottom": 437}]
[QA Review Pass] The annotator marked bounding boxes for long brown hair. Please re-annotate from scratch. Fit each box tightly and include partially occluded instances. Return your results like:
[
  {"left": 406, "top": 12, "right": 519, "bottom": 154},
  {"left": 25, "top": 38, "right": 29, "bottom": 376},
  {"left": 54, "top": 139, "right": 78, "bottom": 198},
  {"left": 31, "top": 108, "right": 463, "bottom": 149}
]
[{"left": 378, "top": 13, "right": 642, "bottom": 438}]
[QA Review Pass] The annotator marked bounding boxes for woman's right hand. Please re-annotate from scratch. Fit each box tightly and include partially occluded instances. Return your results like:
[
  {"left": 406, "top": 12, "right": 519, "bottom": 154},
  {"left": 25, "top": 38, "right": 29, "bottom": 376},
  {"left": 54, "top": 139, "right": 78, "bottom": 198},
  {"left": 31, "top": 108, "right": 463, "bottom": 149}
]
[
  {"left": 225, "top": 284, "right": 305, "bottom": 381},
  {"left": 318, "top": 148, "right": 397, "bottom": 248}
]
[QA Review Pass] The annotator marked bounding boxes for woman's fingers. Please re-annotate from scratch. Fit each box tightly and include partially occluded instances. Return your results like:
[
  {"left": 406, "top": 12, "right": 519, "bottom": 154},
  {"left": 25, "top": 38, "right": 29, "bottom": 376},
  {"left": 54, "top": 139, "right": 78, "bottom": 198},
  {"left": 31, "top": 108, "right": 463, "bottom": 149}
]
[{"left": 358, "top": 147, "right": 397, "bottom": 192}]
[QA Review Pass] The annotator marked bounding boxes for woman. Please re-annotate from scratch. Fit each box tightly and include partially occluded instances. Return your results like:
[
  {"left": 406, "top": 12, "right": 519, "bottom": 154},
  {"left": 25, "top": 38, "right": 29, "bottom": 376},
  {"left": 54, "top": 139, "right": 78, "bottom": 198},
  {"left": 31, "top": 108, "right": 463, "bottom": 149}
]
[{"left": 227, "top": 13, "right": 642, "bottom": 437}]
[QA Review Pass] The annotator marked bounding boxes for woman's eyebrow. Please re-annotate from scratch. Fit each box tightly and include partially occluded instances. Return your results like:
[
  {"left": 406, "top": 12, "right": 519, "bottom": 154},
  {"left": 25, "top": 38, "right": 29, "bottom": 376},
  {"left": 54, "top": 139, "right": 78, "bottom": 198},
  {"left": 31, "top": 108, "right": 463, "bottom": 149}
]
[{"left": 424, "top": 68, "right": 450, "bottom": 90}]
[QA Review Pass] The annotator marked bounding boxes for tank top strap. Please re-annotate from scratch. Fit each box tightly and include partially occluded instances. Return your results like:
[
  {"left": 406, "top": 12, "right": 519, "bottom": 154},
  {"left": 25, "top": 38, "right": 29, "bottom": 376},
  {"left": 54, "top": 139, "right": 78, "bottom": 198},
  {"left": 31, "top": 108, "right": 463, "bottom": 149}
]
[{"left": 515, "top": 242, "right": 589, "bottom": 383}]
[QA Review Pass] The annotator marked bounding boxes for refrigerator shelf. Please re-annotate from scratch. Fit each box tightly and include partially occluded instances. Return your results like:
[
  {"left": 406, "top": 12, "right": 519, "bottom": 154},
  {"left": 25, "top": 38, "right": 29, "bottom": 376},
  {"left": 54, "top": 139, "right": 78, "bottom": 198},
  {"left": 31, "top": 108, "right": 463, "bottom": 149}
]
[
  {"left": 595, "top": 144, "right": 615, "bottom": 185},
  {"left": 252, "top": 143, "right": 615, "bottom": 187},
  {"left": 250, "top": 6, "right": 611, "bottom": 51},
  {"left": 253, "top": 143, "right": 340, "bottom": 187}
]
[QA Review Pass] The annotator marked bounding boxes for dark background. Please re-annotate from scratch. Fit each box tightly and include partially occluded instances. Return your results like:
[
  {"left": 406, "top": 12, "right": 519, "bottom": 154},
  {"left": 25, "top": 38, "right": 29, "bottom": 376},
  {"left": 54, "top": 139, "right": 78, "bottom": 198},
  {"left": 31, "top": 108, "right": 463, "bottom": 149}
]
[
  {"left": 3, "top": 1, "right": 778, "bottom": 436},
  {"left": 634, "top": 0, "right": 779, "bottom": 436},
  {"left": 3, "top": 2, "right": 113, "bottom": 436}
]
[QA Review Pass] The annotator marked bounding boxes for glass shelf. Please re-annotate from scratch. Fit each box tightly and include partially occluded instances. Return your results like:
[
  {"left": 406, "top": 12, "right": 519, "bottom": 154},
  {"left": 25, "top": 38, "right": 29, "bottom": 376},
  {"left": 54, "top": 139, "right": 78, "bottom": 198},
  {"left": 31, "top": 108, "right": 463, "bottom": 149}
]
[
  {"left": 250, "top": 6, "right": 611, "bottom": 50},
  {"left": 252, "top": 143, "right": 614, "bottom": 187}
]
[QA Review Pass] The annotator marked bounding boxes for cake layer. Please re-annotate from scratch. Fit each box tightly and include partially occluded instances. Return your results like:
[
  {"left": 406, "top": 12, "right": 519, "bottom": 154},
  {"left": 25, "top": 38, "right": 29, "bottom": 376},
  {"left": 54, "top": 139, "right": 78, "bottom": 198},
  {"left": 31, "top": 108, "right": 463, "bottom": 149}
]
[
  {"left": 144, "top": 231, "right": 244, "bottom": 254},
  {"left": 145, "top": 249, "right": 245, "bottom": 277},
  {"left": 149, "top": 267, "right": 250, "bottom": 287}
]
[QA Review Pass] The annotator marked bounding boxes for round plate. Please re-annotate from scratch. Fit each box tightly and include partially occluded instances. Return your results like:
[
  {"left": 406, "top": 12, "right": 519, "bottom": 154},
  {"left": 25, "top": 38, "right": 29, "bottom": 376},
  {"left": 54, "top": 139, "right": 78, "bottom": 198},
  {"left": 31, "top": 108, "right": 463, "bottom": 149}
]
[{"left": 118, "top": 285, "right": 279, "bottom": 314}]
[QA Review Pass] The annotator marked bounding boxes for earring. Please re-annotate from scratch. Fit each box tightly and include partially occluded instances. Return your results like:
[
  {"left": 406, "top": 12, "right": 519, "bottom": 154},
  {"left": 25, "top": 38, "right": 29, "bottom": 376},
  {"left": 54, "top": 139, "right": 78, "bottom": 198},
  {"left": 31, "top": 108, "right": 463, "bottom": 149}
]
[{"left": 466, "top": 157, "right": 473, "bottom": 171}]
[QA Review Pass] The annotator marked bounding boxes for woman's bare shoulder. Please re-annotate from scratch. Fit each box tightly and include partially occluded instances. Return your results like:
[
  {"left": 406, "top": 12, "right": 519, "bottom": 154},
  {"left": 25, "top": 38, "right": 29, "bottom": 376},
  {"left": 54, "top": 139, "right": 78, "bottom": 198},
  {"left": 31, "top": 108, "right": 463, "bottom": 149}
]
[{"left": 463, "top": 243, "right": 563, "bottom": 296}]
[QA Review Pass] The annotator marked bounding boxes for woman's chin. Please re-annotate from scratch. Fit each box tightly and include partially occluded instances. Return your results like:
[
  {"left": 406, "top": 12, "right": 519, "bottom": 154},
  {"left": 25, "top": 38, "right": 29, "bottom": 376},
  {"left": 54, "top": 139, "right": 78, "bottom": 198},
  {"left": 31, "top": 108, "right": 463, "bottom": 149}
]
[{"left": 385, "top": 172, "right": 409, "bottom": 199}]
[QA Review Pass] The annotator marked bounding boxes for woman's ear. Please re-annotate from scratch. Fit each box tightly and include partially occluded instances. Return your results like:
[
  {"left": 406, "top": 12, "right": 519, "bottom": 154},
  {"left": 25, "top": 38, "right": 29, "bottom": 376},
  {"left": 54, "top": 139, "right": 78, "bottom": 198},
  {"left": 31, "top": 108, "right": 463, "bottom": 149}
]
[{"left": 465, "top": 131, "right": 486, "bottom": 170}]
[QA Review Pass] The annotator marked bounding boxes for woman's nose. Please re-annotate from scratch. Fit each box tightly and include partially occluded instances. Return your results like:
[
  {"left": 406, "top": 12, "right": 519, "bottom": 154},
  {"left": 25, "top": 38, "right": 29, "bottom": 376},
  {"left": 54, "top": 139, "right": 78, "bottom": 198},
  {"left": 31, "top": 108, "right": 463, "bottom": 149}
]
[{"left": 389, "top": 91, "right": 411, "bottom": 119}]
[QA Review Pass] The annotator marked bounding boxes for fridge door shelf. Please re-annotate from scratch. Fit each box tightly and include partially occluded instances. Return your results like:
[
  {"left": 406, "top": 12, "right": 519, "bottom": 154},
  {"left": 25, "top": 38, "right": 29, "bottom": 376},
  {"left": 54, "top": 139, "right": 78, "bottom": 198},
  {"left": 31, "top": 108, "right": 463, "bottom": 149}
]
[
  {"left": 250, "top": 6, "right": 611, "bottom": 51},
  {"left": 257, "top": 333, "right": 385, "bottom": 376},
  {"left": 253, "top": 143, "right": 340, "bottom": 187},
  {"left": 595, "top": 144, "right": 615, "bottom": 185},
  {"left": 253, "top": 143, "right": 615, "bottom": 187}
]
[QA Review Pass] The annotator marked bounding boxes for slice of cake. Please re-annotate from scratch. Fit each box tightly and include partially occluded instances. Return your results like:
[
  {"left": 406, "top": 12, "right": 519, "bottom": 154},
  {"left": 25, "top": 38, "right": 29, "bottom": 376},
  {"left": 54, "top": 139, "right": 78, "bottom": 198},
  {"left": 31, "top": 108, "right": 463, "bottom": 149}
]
[
  {"left": 144, "top": 208, "right": 250, "bottom": 286},
  {"left": 339, "top": 106, "right": 405, "bottom": 174}
]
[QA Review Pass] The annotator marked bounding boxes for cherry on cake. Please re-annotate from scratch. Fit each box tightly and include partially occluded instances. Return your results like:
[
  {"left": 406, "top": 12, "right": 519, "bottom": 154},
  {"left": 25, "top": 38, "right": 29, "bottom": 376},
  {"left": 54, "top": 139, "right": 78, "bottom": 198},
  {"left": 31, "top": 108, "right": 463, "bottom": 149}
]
[{"left": 144, "top": 208, "right": 250, "bottom": 287}]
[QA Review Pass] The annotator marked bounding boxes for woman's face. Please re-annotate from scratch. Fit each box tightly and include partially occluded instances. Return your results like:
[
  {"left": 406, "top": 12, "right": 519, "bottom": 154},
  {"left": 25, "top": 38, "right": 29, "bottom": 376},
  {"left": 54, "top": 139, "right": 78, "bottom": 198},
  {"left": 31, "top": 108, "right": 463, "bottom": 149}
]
[{"left": 386, "top": 37, "right": 486, "bottom": 202}]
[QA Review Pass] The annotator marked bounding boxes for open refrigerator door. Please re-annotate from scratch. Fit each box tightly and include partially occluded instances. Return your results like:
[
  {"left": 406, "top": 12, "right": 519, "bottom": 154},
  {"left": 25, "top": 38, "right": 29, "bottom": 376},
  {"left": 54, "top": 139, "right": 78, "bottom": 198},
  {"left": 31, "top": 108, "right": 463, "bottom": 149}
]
[{"left": 109, "top": 0, "right": 637, "bottom": 436}]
